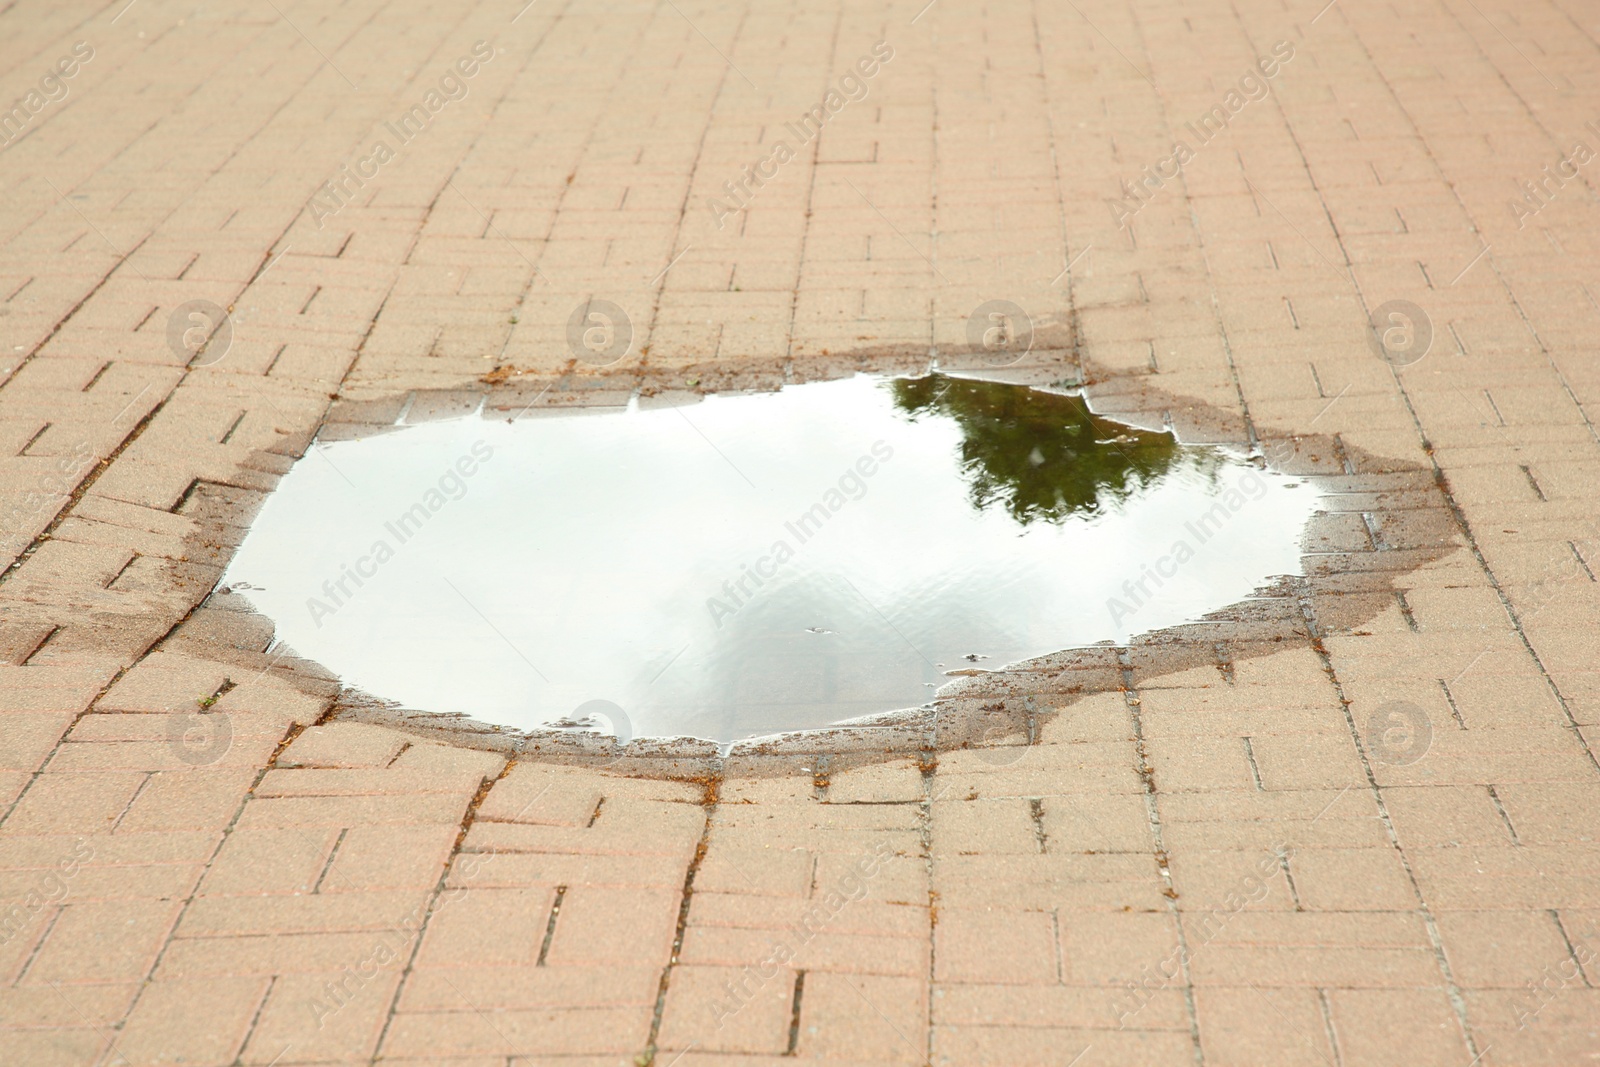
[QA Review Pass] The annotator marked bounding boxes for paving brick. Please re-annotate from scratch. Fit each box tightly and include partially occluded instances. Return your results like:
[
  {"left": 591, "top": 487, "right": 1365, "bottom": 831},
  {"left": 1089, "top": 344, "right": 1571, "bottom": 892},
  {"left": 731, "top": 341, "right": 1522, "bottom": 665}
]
[
  {"left": 447, "top": 850, "right": 689, "bottom": 890},
  {"left": 321, "top": 823, "right": 459, "bottom": 890},
  {"left": 694, "top": 847, "right": 814, "bottom": 897},
  {"left": 256, "top": 766, "right": 483, "bottom": 797},
  {"left": 0, "top": 982, "right": 138, "bottom": 1028},
  {"left": 1435, "top": 910, "right": 1578, "bottom": 989},
  {"left": 1494, "top": 781, "right": 1600, "bottom": 845},
  {"left": 936, "top": 980, "right": 1190, "bottom": 1032},
  {"left": 814, "top": 849, "right": 925, "bottom": 908},
  {"left": 236, "top": 793, "right": 473, "bottom": 829},
  {"left": 825, "top": 760, "right": 925, "bottom": 803},
  {"left": 398, "top": 964, "right": 660, "bottom": 1012},
  {"left": 682, "top": 925, "right": 928, "bottom": 978},
  {"left": 154, "top": 932, "right": 417, "bottom": 979},
  {"left": 931, "top": 1023, "right": 1190, "bottom": 1067},
  {"left": 0, "top": 832, "right": 217, "bottom": 869},
  {"left": 112, "top": 976, "right": 267, "bottom": 1067},
  {"left": 1410, "top": 845, "right": 1600, "bottom": 909},
  {"left": 689, "top": 891, "right": 927, "bottom": 940},
  {"left": 1328, "top": 987, "right": 1470, "bottom": 1067},
  {"left": 0, "top": 713, "right": 73, "bottom": 772},
  {"left": 464, "top": 797, "right": 704, "bottom": 858},
  {"left": 277, "top": 721, "right": 408, "bottom": 768},
  {"left": 544, "top": 885, "right": 680, "bottom": 968},
  {"left": 1194, "top": 986, "right": 1338, "bottom": 1066},
  {"left": 379, "top": 1006, "right": 650, "bottom": 1058},
  {"left": 113, "top": 768, "right": 254, "bottom": 833},
  {"left": 414, "top": 887, "right": 555, "bottom": 968},
  {"left": 1286, "top": 847, "right": 1418, "bottom": 911},
  {"left": 22, "top": 898, "right": 177, "bottom": 984},
  {"left": 3, "top": 0, "right": 1600, "bottom": 1062},
  {"left": 1383, "top": 784, "right": 1519, "bottom": 847},
  {"left": 2, "top": 772, "right": 147, "bottom": 834},
  {"left": 930, "top": 798, "right": 1037, "bottom": 855},
  {"left": 933, "top": 909, "right": 1057, "bottom": 984},
  {"left": 797, "top": 972, "right": 927, "bottom": 1063},
  {"left": 658, "top": 962, "right": 796, "bottom": 1054},
  {"left": 97, "top": 653, "right": 232, "bottom": 715},
  {"left": 198, "top": 826, "right": 336, "bottom": 896},
  {"left": 0, "top": 861, "right": 201, "bottom": 905},
  {"left": 476, "top": 764, "right": 605, "bottom": 826},
  {"left": 177, "top": 889, "right": 432, "bottom": 938},
  {"left": 0, "top": 1029, "right": 103, "bottom": 1066},
  {"left": 247, "top": 968, "right": 403, "bottom": 1064}
]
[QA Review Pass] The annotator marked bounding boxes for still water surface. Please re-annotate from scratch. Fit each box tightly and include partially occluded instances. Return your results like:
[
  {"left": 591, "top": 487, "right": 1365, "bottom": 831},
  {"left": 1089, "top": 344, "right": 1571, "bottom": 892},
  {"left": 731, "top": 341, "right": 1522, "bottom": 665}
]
[{"left": 223, "top": 374, "right": 1320, "bottom": 742}]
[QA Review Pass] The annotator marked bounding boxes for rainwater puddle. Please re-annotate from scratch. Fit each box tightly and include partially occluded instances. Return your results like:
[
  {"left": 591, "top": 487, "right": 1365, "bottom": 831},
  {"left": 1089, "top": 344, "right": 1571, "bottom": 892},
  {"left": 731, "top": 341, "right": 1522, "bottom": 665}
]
[{"left": 223, "top": 374, "right": 1321, "bottom": 743}]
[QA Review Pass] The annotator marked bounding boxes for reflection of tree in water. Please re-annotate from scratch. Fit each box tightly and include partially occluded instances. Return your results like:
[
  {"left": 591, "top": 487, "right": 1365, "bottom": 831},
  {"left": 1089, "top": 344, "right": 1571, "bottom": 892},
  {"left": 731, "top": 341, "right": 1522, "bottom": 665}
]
[{"left": 889, "top": 374, "right": 1208, "bottom": 526}]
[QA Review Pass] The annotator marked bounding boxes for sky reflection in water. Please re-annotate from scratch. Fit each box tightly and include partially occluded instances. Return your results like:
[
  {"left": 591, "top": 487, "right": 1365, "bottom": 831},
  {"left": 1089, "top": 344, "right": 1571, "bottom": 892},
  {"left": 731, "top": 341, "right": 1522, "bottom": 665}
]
[{"left": 224, "top": 374, "right": 1319, "bottom": 742}]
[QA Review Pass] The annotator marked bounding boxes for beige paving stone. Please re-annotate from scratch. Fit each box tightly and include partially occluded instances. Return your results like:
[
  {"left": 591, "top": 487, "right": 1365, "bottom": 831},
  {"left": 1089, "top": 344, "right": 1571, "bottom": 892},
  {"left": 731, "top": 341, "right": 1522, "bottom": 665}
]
[
  {"left": 931, "top": 1023, "right": 1191, "bottom": 1067},
  {"left": 245, "top": 968, "right": 404, "bottom": 1064},
  {"left": 693, "top": 846, "right": 815, "bottom": 898},
  {"left": 0, "top": 0, "right": 1597, "bottom": 1060},
  {"left": 1494, "top": 781, "right": 1600, "bottom": 845},
  {"left": 1286, "top": 846, "right": 1418, "bottom": 911},
  {"left": 657, "top": 962, "right": 796, "bottom": 1054},
  {"left": 21, "top": 898, "right": 178, "bottom": 985},
  {"left": 934, "top": 980, "right": 1190, "bottom": 1032},
  {"left": 474, "top": 763, "right": 606, "bottom": 826},
  {"left": 690, "top": 892, "right": 927, "bottom": 940},
  {"left": 236, "top": 793, "right": 476, "bottom": 829},
  {"left": 2, "top": 771, "right": 148, "bottom": 834},
  {"left": 0, "top": 977, "right": 133, "bottom": 1034},
  {"left": 414, "top": 886, "right": 556, "bottom": 968},
  {"left": 0, "top": 1029, "right": 104, "bottom": 1067},
  {"left": 277, "top": 721, "right": 410, "bottom": 768},
  {"left": 111, "top": 975, "right": 267, "bottom": 1067},
  {"left": 1194, "top": 985, "right": 1340, "bottom": 1066},
  {"left": 197, "top": 826, "right": 338, "bottom": 897},
  {"left": 177, "top": 888, "right": 432, "bottom": 938},
  {"left": 398, "top": 964, "right": 660, "bottom": 1013},
  {"left": 682, "top": 925, "right": 929, "bottom": 979},
  {"left": 465, "top": 797, "right": 705, "bottom": 857},
  {"left": 1435, "top": 910, "right": 1582, "bottom": 990},
  {"left": 379, "top": 1005, "right": 650, "bottom": 1058},
  {"left": 797, "top": 972, "right": 927, "bottom": 1063},
  {"left": 1383, "top": 784, "right": 1521, "bottom": 848},
  {"left": 933, "top": 908, "right": 1058, "bottom": 984},
  {"left": 1328, "top": 987, "right": 1471, "bottom": 1067},
  {"left": 544, "top": 885, "right": 682, "bottom": 968}
]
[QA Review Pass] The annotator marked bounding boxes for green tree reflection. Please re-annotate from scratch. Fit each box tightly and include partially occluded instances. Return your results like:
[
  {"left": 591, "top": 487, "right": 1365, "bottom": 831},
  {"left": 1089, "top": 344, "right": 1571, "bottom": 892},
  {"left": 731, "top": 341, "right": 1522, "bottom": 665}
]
[{"left": 888, "top": 374, "right": 1200, "bottom": 525}]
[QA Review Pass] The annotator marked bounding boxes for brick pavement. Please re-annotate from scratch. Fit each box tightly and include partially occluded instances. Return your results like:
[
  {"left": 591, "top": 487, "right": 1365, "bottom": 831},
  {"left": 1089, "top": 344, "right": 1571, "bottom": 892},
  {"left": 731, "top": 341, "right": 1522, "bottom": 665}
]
[{"left": 1, "top": 0, "right": 1599, "bottom": 1063}]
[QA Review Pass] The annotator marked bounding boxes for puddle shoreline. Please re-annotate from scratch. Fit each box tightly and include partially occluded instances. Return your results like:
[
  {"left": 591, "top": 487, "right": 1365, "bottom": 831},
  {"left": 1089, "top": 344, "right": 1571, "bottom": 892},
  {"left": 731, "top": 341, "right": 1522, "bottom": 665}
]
[{"left": 175, "top": 345, "right": 1461, "bottom": 779}]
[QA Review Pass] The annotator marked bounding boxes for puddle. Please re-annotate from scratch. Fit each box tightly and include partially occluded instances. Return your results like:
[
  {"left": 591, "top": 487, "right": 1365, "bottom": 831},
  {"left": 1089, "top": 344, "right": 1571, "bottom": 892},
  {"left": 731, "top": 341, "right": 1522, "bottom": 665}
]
[{"left": 221, "top": 373, "right": 1321, "bottom": 744}]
